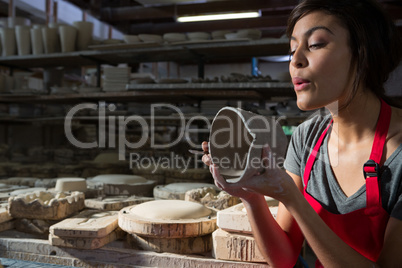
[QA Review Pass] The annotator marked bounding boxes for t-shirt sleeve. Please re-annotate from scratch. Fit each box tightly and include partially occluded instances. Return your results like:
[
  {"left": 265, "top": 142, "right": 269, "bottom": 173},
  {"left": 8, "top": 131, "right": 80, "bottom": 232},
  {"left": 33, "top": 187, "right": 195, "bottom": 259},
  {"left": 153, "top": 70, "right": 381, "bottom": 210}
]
[
  {"left": 283, "top": 125, "right": 303, "bottom": 176},
  {"left": 390, "top": 194, "right": 402, "bottom": 220},
  {"left": 389, "top": 154, "right": 402, "bottom": 220}
]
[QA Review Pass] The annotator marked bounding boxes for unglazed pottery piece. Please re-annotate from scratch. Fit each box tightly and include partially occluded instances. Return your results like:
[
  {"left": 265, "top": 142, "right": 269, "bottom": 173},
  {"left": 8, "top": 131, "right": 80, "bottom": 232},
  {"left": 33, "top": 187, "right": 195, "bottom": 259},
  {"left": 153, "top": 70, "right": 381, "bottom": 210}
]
[
  {"left": 50, "top": 210, "right": 118, "bottom": 238},
  {"left": 59, "top": 25, "right": 77, "bottom": 52},
  {"left": 129, "top": 199, "right": 211, "bottom": 220},
  {"left": 212, "top": 228, "right": 266, "bottom": 263},
  {"left": 0, "top": 27, "right": 17, "bottom": 56},
  {"left": 41, "top": 27, "right": 58, "bottom": 54},
  {"left": 209, "top": 107, "right": 288, "bottom": 183},
  {"left": 84, "top": 196, "right": 154, "bottom": 211},
  {"left": 8, "top": 191, "right": 85, "bottom": 220},
  {"left": 73, "top": 21, "right": 93, "bottom": 51},
  {"left": 90, "top": 174, "right": 156, "bottom": 196},
  {"left": 0, "top": 203, "right": 12, "bottom": 224},
  {"left": 30, "top": 26, "right": 44, "bottom": 55},
  {"left": 127, "top": 232, "right": 212, "bottom": 254},
  {"left": 49, "top": 227, "right": 125, "bottom": 249},
  {"left": 153, "top": 182, "right": 218, "bottom": 200},
  {"left": 217, "top": 198, "right": 278, "bottom": 234},
  {"left": 118, "top": 200, "right": 217, "bottom": 238},
  {"left": 55, "top": 178, "right": 87, "bottom": 192},
  {"left": 15, "top": 25, "right": 31, "bottom": 55}
]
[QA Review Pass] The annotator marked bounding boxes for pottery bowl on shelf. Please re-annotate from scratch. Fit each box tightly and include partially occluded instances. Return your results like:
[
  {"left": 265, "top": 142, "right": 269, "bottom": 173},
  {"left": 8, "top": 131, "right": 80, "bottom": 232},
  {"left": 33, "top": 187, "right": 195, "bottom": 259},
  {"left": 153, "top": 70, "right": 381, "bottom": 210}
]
[
  {"left": 209, "top": 107, "right": 288, "bottom": 183},
  {"left": 138, "top": 34, "right": 163, "bottom": 43},
  {"left": 224, "top": 32, "right": 239, "bottom": 40},
  {"left": 163, "top": 33, "right": 187, "bottom": 43},
  {"left": 212, "top": 30, "right": 233, "bottom": 40},
  {"left": 187, "top": 32, "right": 211, "bottom": 41},
  {"left": 123, "top": 34, "right": 141, "bottom": 44},
  {"left": 236, "top": 29, "right": 262, "bottom": 40}
]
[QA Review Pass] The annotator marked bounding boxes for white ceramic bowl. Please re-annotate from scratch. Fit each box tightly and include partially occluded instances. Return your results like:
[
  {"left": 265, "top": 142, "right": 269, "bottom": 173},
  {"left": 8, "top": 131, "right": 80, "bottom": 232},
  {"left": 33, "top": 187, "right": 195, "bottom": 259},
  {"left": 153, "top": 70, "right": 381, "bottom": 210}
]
[
  {"left": 224, "top": 32, "right": 239, "bottom": 40},
  {"left": 123, "top": 34, "right": 141, "bottom": 44},
  {"left": 212, "top": 30, "right": 233, "bottom": 39},
  {"left": 236, "top": 29, "right": 262, "bottom": 40},
  {"left": 163, "top": 33, "right": 187, "bottom": 43},
  {"left": 138, "top": 34, "right": 163, "bottom": 43},
  {"left": 209, "top": 107, "right": 288, "bottom": 183},
  {"left": 187, "top": 32, "right": 211, "bottom": 41}
]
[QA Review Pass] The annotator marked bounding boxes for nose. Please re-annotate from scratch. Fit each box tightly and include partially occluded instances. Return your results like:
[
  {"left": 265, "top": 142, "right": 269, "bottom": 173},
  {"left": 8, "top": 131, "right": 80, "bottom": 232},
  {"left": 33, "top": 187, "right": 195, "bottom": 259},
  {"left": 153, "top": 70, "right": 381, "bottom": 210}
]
[{"left": 290, "top": 47, "right": 307, "bottom": 68}]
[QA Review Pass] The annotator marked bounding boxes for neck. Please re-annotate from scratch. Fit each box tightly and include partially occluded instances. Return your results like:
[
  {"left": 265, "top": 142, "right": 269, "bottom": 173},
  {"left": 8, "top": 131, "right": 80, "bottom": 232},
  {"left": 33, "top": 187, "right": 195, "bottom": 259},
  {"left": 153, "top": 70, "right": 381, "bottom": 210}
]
[{"left": 326, "top": 92, "right": 381, "bottom": 145}]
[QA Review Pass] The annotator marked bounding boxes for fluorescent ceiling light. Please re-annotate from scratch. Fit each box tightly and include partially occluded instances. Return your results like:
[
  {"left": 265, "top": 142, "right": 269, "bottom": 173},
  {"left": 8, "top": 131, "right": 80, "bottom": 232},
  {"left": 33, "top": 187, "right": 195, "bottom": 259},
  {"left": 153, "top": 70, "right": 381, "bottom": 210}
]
[{"left": 177, "top": 11, "right": 260, "bottom": 22}]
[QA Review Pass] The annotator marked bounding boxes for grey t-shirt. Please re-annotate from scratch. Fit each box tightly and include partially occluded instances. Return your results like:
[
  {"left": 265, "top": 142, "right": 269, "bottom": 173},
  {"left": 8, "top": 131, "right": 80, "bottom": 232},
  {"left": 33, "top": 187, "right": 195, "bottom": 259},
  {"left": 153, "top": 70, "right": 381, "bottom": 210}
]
[{"left": 284, "top": 114, "right": 402, "bottom": 220}]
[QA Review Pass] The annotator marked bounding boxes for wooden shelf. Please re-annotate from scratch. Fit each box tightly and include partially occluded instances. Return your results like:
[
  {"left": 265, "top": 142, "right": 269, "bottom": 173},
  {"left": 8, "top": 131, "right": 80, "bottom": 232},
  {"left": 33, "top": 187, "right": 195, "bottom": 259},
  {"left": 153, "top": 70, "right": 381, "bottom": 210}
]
[
  {"left": 0, "top": 38, "right": 290, "bottom": 68},
  {"left": 0, "top": 82, "right": 295, "bottom": 104}
]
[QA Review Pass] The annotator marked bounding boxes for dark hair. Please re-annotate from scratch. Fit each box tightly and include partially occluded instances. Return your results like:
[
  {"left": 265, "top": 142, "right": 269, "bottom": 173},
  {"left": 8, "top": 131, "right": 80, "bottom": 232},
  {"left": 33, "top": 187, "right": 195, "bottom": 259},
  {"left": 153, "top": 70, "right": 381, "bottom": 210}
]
[{"left": 286, "top": 0, "right": 402, "bottom": 106}]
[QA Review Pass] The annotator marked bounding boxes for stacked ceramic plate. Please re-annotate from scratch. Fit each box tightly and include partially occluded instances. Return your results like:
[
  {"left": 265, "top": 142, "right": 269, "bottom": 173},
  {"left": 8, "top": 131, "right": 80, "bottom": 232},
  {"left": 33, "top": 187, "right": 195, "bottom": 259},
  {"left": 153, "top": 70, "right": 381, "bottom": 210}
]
[
  {"left": 211, "top": 30, "right": 233, "bottom": 40},
  {"left": 200, "top": 100, "right": 228, "bottom": 115},
  {"left": 224, "top": 29, "right": 262, "bottom": 40},
  {"left": 186, "top": 32, "right": 211, "bottom": 41},
  {"left": 103, "top": 67, "right": 130, "bottom": 92},
  {"left": 163, "top": 33, "right": 187, "bottom": 43},
  {"left": 138, "top": 34, "right": 163, "bottom": 43}
]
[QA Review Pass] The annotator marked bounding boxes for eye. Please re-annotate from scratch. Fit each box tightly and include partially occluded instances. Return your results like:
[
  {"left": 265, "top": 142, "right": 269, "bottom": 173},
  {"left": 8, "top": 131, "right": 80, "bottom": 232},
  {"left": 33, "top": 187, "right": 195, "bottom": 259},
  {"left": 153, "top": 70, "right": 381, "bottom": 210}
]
[{"left": 309, "top": 43, "right": 325, "bottom": 50}]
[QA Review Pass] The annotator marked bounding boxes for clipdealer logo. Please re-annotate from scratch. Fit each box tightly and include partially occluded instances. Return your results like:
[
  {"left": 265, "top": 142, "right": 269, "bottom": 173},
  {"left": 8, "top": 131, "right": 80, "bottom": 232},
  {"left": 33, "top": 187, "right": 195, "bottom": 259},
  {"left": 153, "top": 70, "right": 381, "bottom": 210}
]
[
  {"left": 64, "top": 102, "right": 212, "bottom": 162},
  {"left": 63, "top": 101, "right": 337, "bottom": 171}
]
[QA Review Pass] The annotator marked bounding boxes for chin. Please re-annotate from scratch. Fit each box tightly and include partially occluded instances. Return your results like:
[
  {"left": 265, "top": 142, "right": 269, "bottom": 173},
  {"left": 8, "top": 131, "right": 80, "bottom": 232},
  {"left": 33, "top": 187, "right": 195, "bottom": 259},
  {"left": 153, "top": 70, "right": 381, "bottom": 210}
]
[{"left": 296, "top": 97, "right": 325, "bottom": 111}]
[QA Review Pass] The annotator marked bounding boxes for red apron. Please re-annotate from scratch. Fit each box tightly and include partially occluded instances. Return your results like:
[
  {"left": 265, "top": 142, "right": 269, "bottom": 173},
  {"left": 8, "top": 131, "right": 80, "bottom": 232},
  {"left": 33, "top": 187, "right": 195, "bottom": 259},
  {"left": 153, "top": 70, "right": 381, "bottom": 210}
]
[{"left": 303, "top": 99, "right": 392, "bottom": 267}]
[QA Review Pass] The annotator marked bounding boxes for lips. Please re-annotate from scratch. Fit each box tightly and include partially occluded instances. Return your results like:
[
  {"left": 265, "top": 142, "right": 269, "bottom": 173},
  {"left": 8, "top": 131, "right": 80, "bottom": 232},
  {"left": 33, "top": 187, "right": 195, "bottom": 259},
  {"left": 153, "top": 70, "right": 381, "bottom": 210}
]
[{"left": 292, "top": 77, "right": 310, "bottom": 91}]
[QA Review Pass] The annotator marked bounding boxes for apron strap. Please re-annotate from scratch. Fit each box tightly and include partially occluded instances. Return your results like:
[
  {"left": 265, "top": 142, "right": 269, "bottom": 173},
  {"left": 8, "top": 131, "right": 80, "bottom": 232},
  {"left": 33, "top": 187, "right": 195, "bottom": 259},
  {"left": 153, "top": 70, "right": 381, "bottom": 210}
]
[{"left": 364, "top": 99, "right": 392, "bottom": 214}]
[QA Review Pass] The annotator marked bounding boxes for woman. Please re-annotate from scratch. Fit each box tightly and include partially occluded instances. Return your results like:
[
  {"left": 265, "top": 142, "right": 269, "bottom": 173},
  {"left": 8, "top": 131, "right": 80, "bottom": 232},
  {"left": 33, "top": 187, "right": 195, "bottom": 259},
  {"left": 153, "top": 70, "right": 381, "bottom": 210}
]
[{"left": 202, "top": 0, "right": 402, "bottom": 267}]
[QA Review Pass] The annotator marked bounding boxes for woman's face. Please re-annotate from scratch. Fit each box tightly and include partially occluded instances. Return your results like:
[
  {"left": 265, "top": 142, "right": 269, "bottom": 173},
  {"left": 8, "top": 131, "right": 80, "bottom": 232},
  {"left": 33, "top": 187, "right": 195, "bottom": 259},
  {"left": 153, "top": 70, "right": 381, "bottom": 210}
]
[{"left": 289, "top": 11, "right": 355, "bottom": 111}]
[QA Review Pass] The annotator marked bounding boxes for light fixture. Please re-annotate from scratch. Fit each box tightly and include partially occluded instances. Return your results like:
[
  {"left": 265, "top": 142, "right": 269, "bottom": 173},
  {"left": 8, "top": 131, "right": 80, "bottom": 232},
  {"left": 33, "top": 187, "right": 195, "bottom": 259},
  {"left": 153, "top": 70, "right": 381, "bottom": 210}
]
[{"left": 177, "top": 11, "right": 261, "bottom": 23}]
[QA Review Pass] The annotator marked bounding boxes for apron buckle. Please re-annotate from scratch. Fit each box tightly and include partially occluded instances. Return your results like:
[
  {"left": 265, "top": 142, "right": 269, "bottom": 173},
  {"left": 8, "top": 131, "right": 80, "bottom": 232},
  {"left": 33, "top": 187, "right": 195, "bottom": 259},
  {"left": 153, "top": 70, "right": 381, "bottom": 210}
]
[{"left": 363, "top": 159, "right": 380, "bottom": 179}]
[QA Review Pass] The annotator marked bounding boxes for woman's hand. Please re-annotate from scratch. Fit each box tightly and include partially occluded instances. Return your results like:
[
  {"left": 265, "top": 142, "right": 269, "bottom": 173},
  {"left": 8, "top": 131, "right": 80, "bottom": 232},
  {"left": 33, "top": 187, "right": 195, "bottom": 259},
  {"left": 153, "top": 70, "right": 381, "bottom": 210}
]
[
  {"left": 210, "top": 163, "right": 261, "bottom": 200},
  {"left": 204, "top": 142, "right": 298, "bottom": 203},
  {"left": 201, "top": 141, "right": 258, "bottom": 199}
]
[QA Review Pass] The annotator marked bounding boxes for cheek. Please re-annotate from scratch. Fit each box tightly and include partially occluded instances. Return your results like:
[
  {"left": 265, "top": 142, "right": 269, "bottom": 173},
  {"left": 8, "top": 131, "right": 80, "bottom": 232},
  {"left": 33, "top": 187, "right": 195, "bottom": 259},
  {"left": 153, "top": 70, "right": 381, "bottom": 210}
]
[{"left": 313, "top": 53, "right": 353, "bottom": 86}]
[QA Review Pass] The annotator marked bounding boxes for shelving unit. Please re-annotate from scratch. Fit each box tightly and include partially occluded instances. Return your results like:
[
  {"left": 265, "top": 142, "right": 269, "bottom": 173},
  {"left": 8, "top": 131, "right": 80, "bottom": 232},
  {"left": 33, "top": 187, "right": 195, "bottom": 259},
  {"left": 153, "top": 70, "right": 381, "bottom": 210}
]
[
  {"left": 0, "top": 38, "right": 290, "bottom": 68},
  {"left": 0, "top": 38, "right": 293, "bottom": 106},
  {"left": 0, "top": 82, "right": 293, "bottom": 104},
  {"left": 0, "top": 37, "right": 296, "bottom": 168}
]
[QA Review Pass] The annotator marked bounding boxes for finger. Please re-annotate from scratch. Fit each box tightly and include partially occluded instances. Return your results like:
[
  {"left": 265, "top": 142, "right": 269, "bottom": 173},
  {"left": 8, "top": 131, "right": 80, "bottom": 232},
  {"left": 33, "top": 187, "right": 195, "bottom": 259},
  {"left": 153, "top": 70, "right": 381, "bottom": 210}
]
[
  {"left": 209, "top": 164, "right": 223, "bottom": 189},
  {"left": 202, "top": 154, "right": 212, "bottom": 166},
  {"left": 211, "top": 164, "right": 228, "bottom": 188},
  {"left": 202, "top": 141, "right": 209, "bottom": 153}
]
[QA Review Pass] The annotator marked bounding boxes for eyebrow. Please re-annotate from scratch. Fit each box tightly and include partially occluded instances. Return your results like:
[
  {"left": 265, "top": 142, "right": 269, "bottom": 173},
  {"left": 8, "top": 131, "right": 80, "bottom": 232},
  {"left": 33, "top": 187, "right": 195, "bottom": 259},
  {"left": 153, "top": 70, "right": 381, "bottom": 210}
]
[{"left": 291, "top": 26, "right": 335, "bottom": 41}]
